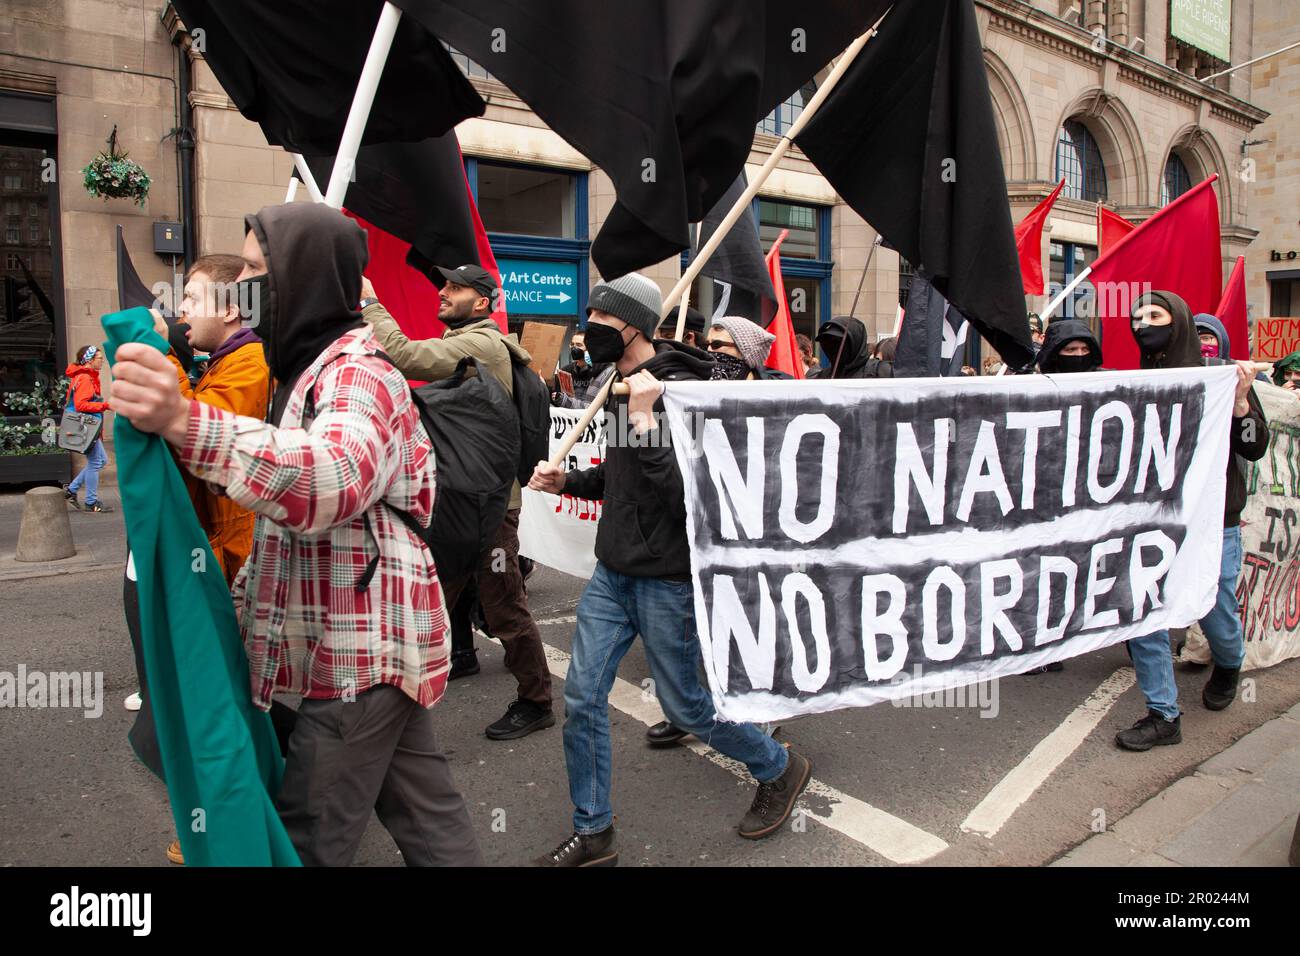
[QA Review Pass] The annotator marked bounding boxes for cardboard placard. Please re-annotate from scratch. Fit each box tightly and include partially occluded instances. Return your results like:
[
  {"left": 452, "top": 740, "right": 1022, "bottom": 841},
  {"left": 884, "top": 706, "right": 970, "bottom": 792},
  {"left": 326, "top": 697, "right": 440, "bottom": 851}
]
[
  {"left": 1253, "top": 317, "right": 1300, "bottom": 362},
  {"left": 520, "top": 321, "right": 568, "bottom": 382}
]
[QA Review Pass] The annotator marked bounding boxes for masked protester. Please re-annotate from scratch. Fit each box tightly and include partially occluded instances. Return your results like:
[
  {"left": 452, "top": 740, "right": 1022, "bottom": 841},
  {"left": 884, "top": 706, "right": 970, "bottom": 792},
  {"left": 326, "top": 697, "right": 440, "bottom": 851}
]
[
  {"left": 1115, "top": 290, "right": 1268, "bottom": 753},
  {"left": 811, "top": 315, "right": 872, "bottom": 378},
  {"left": 1272, "top": 348, "right": 1300, "bottom": 392},
  {"left": 655, "top": 305, "right": 708, "bottom": 350},
  {"left": 528, "top": 273, "right": 811, "bottom": 867},
  {"left": 360, "top": 263, "right": 555, "bottom": 739},
  {"left": 705, "top": 315, "right": 788, "bottom": 380},
  {"left": 109, "top": 203, "right": 481, "bottom": 866},
  {"left": 1035, "top": 319, "right": 1101, "bottom": 374}
]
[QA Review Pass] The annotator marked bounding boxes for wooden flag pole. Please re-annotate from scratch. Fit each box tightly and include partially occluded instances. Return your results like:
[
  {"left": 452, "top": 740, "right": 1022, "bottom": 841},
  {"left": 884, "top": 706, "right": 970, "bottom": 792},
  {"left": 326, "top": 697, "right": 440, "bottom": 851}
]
[
  {"left": 670, "top": 280, "right": 693, "bottom": 341},
  {"left": 659, "top": 14, "right": 888, "bottom": 319},
  {"left": 323, "top": 2, "right": 403, "bottom": 209}
]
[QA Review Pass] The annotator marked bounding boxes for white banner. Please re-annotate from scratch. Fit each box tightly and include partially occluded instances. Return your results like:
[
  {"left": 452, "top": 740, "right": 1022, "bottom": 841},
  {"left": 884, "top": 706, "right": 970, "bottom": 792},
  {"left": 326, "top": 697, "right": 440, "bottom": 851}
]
[
  {"left": 1186, "top": 381, "right": 1300, "bottom": 670},
  {"left": 662, "top": 367, "right": 1238, "bottom": 722},
  {"left": 518, "top": 406, "right": 603, "bottom": 578}
]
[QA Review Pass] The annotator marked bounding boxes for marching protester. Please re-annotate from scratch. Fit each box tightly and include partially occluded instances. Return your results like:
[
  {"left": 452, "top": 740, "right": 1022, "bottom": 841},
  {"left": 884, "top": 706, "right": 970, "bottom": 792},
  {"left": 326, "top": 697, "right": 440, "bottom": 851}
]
[
  {"left": 108, "top": 203, "right": 481, "bottom": 866},
  {"left": 558, "top": 328, "right": 597, "bottom": 395},
  {"left": 811, "top": 315, "right": 872, "bottom": 378},
  {"left": 62, "top": 345, "right": 113, "bottom": 513},
  {"left": 361, "top": 264, "right": 556, "bottom": 740},
  {"left": 863, "top": 335, "right": 897, "bottom": 378},
  {"left": 1272, "top": 348, "right": 1300, "bottom": 392},
  {"left": 1034, "top": 318, "right": 1102, "bottom": 374},
  {"left": 655, "top": 305, "right": 707, "bottom": 349},
  {"left": 706, "top": 314, "right": 788, "bottom": 380},
  {"left": 795, "top": 332, "right": 817, "bottom": 374},
  {"left": 1116, "top": 290, "right": 1268, "bottom": 752},
  {"left": 1027, "top": 312, "right": 1046, "bottom": 351},
  {"left": 529, "top": 273, "right": 812, "bottom": 866}
]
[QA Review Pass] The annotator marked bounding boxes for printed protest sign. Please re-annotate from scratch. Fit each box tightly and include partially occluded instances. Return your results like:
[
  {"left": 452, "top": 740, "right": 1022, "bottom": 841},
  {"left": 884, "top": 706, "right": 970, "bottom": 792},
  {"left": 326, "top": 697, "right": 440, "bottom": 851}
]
[
  {"left": 662, "top": 368, "right": 1238, "bottom": 722},
  {"left": 519, "top": 405, "right": 603, "bottom": 578}
]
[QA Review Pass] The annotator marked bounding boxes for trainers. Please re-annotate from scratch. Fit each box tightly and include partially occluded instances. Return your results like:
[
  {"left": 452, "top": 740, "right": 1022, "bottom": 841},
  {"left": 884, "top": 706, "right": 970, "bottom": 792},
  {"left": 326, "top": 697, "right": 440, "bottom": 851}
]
[
  {"left": 63, "top": 484, "right": 80, "bottom": 509},
  {"left": 737, "top": 749, "right": 812, "bottom": 840},
  {"left": 486, "top": 699, "right": 555, "bottom": 740},
  {"left": 535, "top": 826, "right": 617, "bottom": 867},
  {"left": 1115, "top": 710, "right": 1182, "bottom": 751},
  {"left": 124, "top": 692, "right": 142, "bottom": 712},
  {"left": 448, "top": 650, "right": 480, "bottom": 681},
  {"left": 86, "top": 502, "right": 114, "bottom": 513},
  {"left": 1202, "top": 665, "right": 1241, "bottom": 711}
]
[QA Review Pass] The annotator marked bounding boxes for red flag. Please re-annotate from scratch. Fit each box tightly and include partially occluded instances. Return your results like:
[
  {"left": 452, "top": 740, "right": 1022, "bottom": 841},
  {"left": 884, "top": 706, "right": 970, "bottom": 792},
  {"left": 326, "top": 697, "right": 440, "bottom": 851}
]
[
  {"left": 1089, "top": 176, "right": 1223, "bottom": 370},
  {"left": 763, "top": 230, "right": 804, "bottom": 379},
  {"left": 1096, "top": 204, "right": 1135, "bottom": 256},
  {"left": 1215, "top": 255, "right": 1249, "bottom": 361},
  {"left": 1014, "top": 179, "right": 1064, "bottom": 294}
]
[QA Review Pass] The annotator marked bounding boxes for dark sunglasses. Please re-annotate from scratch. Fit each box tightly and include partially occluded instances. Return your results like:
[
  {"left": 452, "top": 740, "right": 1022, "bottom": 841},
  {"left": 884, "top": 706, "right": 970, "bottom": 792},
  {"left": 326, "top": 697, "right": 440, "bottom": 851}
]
[{"left": 706, "top": 339, "right": 739, "bottom": 351}]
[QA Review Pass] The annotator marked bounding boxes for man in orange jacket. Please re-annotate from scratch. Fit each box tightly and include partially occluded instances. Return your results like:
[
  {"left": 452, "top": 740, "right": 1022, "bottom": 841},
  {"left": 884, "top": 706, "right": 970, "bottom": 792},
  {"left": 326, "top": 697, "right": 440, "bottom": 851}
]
[{"left": 155, "top": 253, "right": 270, "bottom": 587}]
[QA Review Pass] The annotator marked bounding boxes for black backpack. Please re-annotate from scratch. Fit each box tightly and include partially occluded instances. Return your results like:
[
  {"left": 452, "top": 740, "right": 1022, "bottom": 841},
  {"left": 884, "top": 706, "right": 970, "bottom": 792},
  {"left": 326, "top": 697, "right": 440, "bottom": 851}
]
[{"left": 508, "top": 352, "right": 552, "bottom": 485}]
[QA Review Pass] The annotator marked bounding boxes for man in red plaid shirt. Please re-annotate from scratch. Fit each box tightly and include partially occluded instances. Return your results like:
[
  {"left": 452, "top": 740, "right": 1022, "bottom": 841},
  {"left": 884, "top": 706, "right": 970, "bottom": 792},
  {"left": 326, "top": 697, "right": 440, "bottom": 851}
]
[{"left": 111, "top": 203, "right": 481, "bottom": 866}]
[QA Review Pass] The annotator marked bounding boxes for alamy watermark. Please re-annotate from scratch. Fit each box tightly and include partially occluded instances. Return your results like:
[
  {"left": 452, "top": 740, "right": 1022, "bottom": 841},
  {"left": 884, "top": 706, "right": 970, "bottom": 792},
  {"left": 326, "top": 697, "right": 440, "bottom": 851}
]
[{"left": 0, "top": 665, "right": 103, "bottom": 718}]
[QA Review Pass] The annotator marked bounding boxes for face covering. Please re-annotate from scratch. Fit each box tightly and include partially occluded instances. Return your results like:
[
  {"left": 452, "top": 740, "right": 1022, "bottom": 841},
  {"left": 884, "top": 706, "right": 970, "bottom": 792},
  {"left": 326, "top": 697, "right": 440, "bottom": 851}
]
[
  {"left": 584, "top": 322, "right": 630, "bottom": 364},
  {"left": 710, "top": 352, "right": 751, "bottom": 381},
  {"left": 1053, "top": 353, "right": 1097, "bottom": 374},
  {"left": 570, "top": 347, "right": 585, "bottom": 363},
  {"left": 1132, "top": 323, "right": 1173, "bottom": 356},
  {"left": 1201, "top": 342, "right": 1220, "bottom": 358},
  {"left": 236, "top": 273, "right": 273, "bottom": 367}
]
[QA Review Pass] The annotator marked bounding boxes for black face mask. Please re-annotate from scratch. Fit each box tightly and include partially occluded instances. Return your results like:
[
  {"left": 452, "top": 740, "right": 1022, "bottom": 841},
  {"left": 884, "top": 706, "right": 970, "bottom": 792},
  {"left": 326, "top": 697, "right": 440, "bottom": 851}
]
[
  {"left": 710, "top": 352, "right": 751, "bottom": 381},
  {"left": 1133, "top": 323, "right": 1173, "bottom": 356},
  {"left": 570, "top": 347, "right": 585, "bottom": 363},
  {"left": 236, "top": 273, "right": 273, "bottom": 366},
  {"left": 585, "top": 322, "right": 630, "bottom": 364},
  {"left": 1052, "top": 353, "right": 1097, "bottom": 374}
]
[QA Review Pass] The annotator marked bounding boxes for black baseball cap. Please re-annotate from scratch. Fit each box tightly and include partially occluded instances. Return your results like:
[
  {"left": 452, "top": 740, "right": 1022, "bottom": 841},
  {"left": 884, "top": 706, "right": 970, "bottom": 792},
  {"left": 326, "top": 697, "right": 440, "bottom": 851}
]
[{"left": 435, "top": 263, "right": 499, "bottom": 299}]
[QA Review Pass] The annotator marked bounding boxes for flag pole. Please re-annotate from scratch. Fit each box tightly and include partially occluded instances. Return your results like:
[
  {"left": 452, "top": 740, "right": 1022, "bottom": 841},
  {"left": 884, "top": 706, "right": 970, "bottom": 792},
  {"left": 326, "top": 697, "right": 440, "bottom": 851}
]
[
  {"left": 323, "top": 2, "right": 403, "bottom": 209},
  {"left": 659, "top": 13, "right": 889, "bottom": 319},
  {"left": 291, "top": 154, "right": 325, "bottom": 203},
  {"left": 284, "top": 176, "right": 300, "bottom": 204},
  {"left": 848, "top": 234, "right": 884, "bottom": 320},
  {"left": 1041, "top": 267, "right": 1092, "bottom": 320}
]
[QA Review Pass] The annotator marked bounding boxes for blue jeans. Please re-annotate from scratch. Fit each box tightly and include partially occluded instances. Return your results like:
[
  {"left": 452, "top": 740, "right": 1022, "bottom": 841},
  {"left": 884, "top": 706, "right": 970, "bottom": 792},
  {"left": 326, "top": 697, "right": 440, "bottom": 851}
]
[
  {"left": 68, "top": 437, "right": 107, "bottom": 505},
  {"left": 563, "top": 561, "right": 789, "bottom": 834},
  {"left": 1129, "top": 525, "right": 1246, "bottom": 720}
]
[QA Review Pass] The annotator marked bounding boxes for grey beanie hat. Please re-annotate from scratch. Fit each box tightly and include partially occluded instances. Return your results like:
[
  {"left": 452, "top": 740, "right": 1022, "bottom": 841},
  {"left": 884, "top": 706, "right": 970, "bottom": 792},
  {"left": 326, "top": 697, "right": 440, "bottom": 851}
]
[
  {"left": 587, "top": 272, "right": 662, "bottom": 341},
  {"left": 711, "top": 315, "right": 775, "bottom": 370}
]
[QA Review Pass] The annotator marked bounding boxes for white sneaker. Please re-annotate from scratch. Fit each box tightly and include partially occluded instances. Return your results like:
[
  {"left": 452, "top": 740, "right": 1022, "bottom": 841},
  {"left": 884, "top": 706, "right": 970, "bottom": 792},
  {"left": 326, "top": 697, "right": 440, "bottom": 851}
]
[{"left": 124, "top": 692, "right": 142, "bottom": 712}]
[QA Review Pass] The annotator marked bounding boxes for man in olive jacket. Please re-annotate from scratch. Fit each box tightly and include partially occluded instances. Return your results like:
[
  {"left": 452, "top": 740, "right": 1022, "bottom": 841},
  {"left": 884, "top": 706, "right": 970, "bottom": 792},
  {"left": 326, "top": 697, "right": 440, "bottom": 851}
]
[{"left": 362, "top": 264, "right": 554, "bottom": 742}]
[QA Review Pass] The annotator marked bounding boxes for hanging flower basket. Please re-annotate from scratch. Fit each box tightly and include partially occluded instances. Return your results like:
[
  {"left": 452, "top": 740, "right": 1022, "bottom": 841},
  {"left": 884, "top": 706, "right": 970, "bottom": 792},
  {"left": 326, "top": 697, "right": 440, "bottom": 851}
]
[{"left": 82, "top": 125, "right": 151, "bottom": 207}]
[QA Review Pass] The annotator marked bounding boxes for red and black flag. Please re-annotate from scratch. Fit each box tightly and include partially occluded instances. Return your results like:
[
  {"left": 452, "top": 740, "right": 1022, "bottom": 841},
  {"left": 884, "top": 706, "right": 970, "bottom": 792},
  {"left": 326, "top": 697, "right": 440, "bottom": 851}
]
[
  {"left": 695, "top": 173, "right": 776, "bottom": 327},
  {"left": 795, "top": 0, "right": 1034, "bottom": 369}
]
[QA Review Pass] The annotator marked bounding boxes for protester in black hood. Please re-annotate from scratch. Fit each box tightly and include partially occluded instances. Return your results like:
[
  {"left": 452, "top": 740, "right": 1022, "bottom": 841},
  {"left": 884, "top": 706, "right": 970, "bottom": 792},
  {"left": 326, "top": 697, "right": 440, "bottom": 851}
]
[
  {"left": 812, "top": 315, "right": 871, "bottom": 378},
  {"left": 1117, "top": 288, "right": 1269, "bottom": 754},
  {"left": 239, "top": 202, "right": 367, "bottom": 424},
  {"left": 528, "top": 272, "right": 810, "bottom": 867},
  {"left": 1036, "top": 319, "right": 1101, "bottom": 374}
]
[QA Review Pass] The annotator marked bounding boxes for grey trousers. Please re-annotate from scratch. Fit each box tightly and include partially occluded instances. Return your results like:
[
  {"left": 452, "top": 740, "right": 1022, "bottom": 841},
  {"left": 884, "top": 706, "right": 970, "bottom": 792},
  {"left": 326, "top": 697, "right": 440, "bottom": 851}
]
[{"left": 275, "top": 684, "right": 483, "bottom": 866}]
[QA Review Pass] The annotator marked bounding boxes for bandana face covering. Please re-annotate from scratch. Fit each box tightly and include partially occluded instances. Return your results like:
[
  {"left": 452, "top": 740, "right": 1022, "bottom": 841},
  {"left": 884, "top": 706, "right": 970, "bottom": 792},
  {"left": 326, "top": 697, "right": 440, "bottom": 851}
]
[
  {"left": 710, "top": 352, "right": 751, "bottom": 381},
  {"left": 1201, "top": 342, "right": 1220, "bottom": 359},
  {"left": 1053, "top": 353, "right": 1097, "bottom": 374}
]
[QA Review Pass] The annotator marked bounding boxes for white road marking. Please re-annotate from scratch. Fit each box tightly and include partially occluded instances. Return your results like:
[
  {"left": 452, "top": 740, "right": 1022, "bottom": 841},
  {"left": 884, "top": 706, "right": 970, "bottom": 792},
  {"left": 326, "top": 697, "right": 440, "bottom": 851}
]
[
  {"left": 960, "top": 667, "right": 1137, "bottom": 838},
  {"left": 501, "top": 627, "right": 949, "bottom": 864}
]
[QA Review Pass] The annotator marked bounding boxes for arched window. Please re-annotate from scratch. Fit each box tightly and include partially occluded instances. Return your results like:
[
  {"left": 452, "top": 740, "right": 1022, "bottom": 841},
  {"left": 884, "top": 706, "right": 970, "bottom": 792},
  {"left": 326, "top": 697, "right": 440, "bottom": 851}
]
[
  {"left": 1160, "top": 153, "right": 1193, "bottom": 206},
  {"left": 1055, "top": 120, "right": 1108, "bottom": 202}
]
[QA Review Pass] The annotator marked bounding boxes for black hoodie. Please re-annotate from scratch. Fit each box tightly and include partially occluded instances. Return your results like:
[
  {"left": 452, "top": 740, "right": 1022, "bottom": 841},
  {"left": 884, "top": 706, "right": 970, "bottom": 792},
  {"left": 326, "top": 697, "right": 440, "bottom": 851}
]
[
  {"left": 244, "top": 204, "right": 368, "bottom": 424},
  {"left": 1130, "top": 290, "right": 1268, "bottom": 526},
  {"left": 811, "top": 316, "right": 872, "bottom": 378},
  {"left": 564, "top": 339, "right": 714, "bottom": 579},
  {"left": 1036, "top": 319, "right": 1101, "bottom": 373}
]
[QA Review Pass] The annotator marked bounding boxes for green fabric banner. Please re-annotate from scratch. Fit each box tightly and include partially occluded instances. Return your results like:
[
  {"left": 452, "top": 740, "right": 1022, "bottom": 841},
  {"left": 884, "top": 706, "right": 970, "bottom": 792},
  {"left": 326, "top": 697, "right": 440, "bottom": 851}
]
[{"left": 103, "top": 307, "right": 299, "bottom": 867}]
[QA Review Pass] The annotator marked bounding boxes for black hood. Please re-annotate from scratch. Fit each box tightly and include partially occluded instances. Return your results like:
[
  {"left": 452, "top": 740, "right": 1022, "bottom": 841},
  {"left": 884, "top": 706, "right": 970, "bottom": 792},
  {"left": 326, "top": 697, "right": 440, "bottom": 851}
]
[
  {"left": 245, "top": 203, "right": 369, "bottom": 422},
  {"left": 1037, "top": 319, "right": 1101, "bottom": 373},
  {"left": 630, "top": 338, "right": 715, "bottom": 382},
  {"left": 1131, "top": 289, "right": 1201, "bottom": 370},
  {"left": 816, "top": 316, "right": 871, "bottom": 378}
]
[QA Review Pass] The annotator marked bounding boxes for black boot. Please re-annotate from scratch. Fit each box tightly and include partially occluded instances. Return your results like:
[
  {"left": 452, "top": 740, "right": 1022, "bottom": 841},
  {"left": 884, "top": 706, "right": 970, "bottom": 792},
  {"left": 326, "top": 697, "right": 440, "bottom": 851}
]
[
  {"left": 646, "top": 720, "right": 691, "bottom": 747},
  {"left": 1115, "top": 711, "right": 1182, "bottom": 751},
  {"left": 737, "top": 749, "right": 812, "bottom": 839},
  {"left": 1202, "top": 665, "right": 1241, "bottom": 711},
  {"left": 535, "top": 826, "right": 617, "bottom": 867},
  {"left": 448, "top": 650, "right": 479, "bottom": 680}
]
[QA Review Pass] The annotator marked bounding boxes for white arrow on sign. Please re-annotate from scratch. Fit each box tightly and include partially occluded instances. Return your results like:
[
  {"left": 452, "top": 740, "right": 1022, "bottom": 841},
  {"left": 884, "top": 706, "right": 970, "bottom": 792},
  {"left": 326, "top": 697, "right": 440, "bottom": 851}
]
[{"left": 545, "top": 292, "right": 572, "bottom": 303}]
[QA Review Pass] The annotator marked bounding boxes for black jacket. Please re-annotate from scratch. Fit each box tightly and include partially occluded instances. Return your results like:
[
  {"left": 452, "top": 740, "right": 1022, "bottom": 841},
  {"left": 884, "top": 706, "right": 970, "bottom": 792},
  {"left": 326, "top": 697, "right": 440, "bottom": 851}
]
[
  {"left": 1134, "top": 290, "right": 1268, "bottom": 526},
  {"left": 1036, "top": 318, "right": 1101, "bottom": 373},
  {"left": 564, "top": 340, "right": 713, "bottom": 579}
]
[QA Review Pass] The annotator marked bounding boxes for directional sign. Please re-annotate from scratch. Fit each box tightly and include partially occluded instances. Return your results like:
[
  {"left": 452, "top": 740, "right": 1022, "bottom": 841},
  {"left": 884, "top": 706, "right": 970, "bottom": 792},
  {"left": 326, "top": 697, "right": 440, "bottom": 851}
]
[{"left": 498, "top": 258, "right": 579, "bottom": 317}]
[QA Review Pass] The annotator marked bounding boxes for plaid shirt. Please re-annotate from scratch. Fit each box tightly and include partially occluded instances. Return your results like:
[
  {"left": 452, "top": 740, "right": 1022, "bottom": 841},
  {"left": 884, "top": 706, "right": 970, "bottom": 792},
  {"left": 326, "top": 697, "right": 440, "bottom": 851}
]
[{"left": 177, "top": 327, "right": 448, "bottom": 711}]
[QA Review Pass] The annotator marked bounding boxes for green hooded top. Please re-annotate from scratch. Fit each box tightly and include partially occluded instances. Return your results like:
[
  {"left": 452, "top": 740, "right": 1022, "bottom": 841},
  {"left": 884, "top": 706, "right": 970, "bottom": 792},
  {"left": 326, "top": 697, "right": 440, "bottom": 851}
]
[{"left": 1272, "top": 348, "right": 1300, "bottom": 387}]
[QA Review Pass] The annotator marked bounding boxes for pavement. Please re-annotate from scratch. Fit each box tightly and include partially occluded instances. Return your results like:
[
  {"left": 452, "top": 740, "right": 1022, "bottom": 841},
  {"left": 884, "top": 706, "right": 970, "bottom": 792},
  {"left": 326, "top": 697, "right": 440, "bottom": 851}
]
[{"left": 2, "top": 470, "right": 1298, "bottom": 867}]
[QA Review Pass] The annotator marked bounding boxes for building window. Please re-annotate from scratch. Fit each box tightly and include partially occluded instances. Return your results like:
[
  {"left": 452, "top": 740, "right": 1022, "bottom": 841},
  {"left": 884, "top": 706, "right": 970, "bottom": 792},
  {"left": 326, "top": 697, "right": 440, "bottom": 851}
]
[
  {"left": 29, "top": 220, "right": 39, "bottom": 241},
  {"left": 1049, "top": 241, "right": 1099, "bottom": 323},
  {"left": 444, "top": 44, "right": 495, "bottom": 81},
  {"left": 898, "top": 257, "right": 916, "bottom": 310},
  {"left": 2, "top": 174, "right": 20, "bottom": 190},
  {"left": 1160, "top": 153, "right": 1193, "bottom": 206},
  {"left": 757, "top": 81, "right": 817, "bottom": 137},
  {"left": 758, "top": 199, "right": 819, "bottom": 259},
  {"left": 476, "top": 161, "right": 576, "bottom": 239},
  {"left": 5, "top": 227, "right": 18, "bottom": 243},
  {"left": 1055, "top": 120, "right": 1107, "bottom": 202}
]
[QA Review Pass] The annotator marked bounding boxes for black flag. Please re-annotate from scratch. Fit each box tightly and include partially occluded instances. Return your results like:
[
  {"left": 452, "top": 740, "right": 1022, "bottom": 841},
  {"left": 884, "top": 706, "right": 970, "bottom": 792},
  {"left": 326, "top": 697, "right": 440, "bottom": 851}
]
[
  {"left": 302, "top": 134, "right": 480, "bottom": 282},
  {"left": 170, "top": 0, "right": 484, "bottom": 154},
  {"left": 894, "top": 272, "right": 971, "bottom": 378},
  {"left": 395, "top": 0, "right": 892, "bottom": 279},
  {"left": 695, "top": 174, "right": 776, "bottom": 327},
  {"left": 116, "top": 226, "right": 194, "bottom": 371},
  {"left": 796, "top": 0, "right": 1033, "bottom": 368}
]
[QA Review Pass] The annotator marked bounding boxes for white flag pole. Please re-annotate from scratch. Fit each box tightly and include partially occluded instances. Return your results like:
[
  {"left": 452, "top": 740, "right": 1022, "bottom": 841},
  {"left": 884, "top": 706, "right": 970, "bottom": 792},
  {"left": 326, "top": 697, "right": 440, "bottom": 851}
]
[
  {"left": 283, "top": 175, "right": 300, "bottom": 204},
  {"left": 659, "top": 13, "right": 888, "bottom": 319},
  {"left": 323, "top": 1, "right": 403, "bottom": 209},
  {"left": 290, "top": 154, "right": 325, "bottom": 204},
  {"left": 1041, "top": 266, "right": 1092, "bottom": 321}
]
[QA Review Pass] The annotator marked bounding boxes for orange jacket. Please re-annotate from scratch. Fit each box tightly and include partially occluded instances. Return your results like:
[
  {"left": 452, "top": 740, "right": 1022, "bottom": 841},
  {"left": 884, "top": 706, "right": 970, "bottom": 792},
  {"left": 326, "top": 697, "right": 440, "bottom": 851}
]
[
  {"left": 64, "top": 363, "right": 110, "bottom": 415},
  {"left": 166, "top": 340, "right": 270, "bottom": 587}
]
